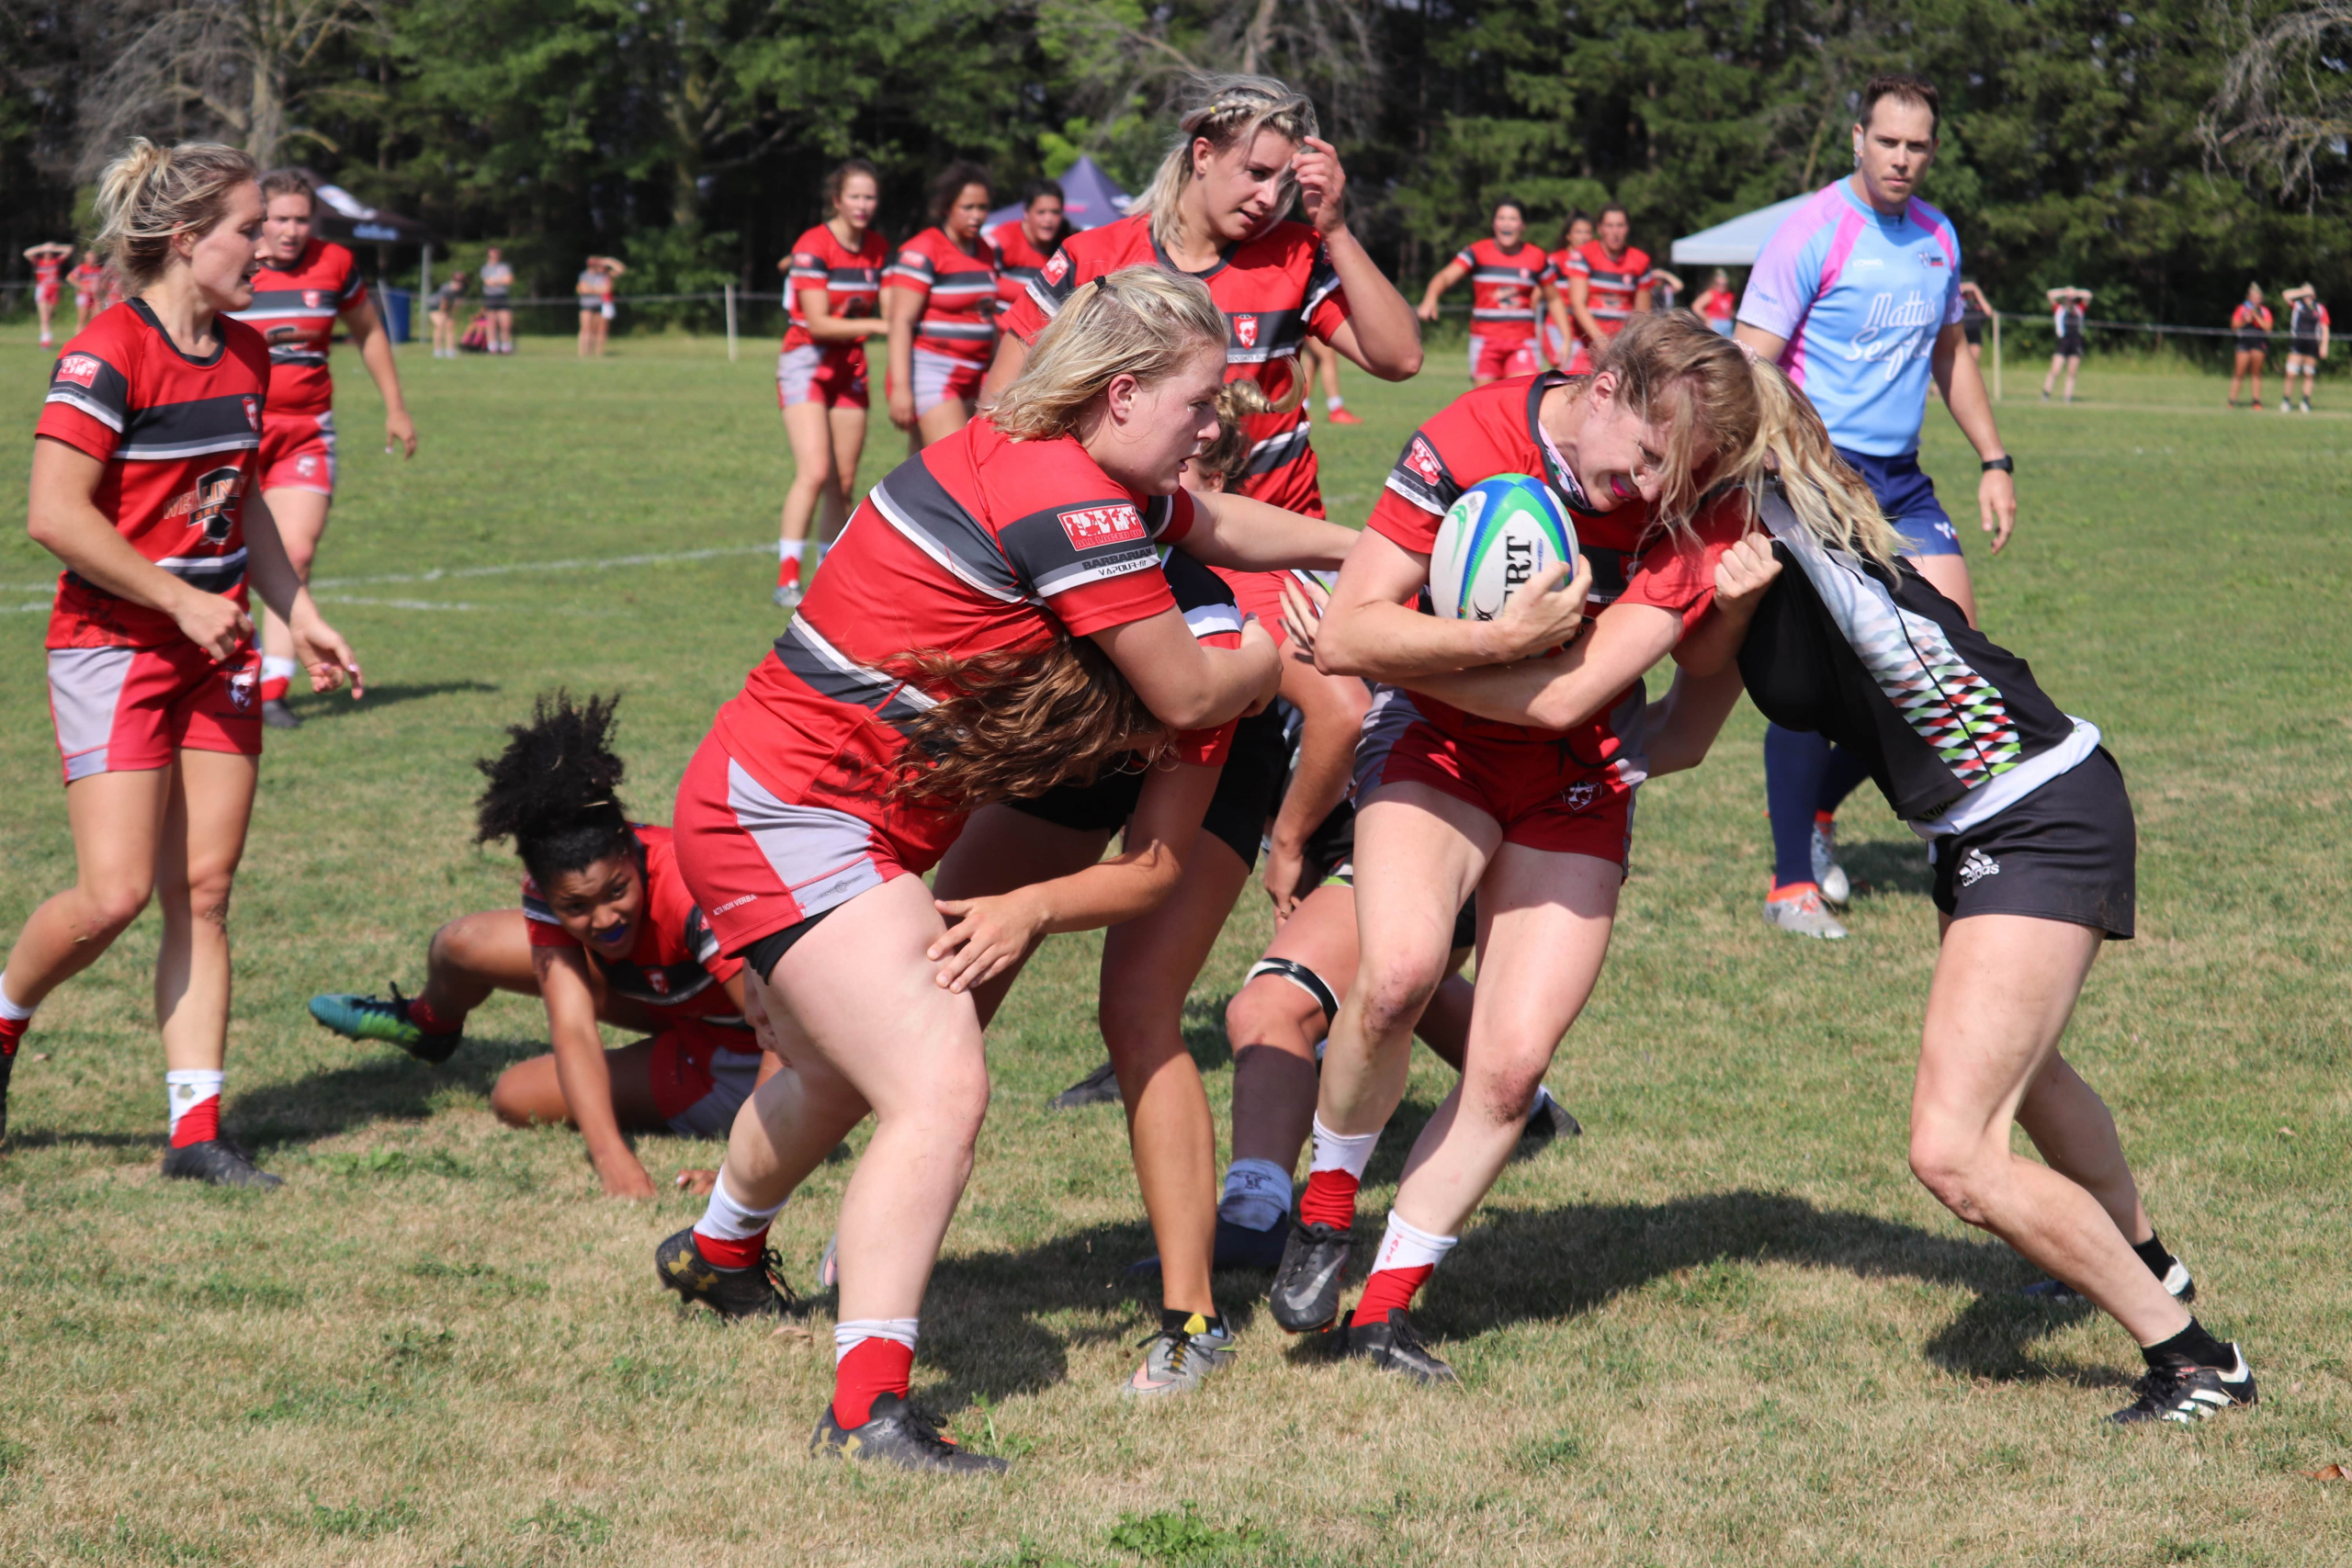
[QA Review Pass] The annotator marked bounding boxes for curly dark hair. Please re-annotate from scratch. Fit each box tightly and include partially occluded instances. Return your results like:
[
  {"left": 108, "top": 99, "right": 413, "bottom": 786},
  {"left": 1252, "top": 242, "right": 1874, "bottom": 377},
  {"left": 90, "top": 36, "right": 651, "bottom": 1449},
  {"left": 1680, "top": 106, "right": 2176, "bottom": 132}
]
[{"left": 473, "top": 691, "right": 636, "bottom": 887}]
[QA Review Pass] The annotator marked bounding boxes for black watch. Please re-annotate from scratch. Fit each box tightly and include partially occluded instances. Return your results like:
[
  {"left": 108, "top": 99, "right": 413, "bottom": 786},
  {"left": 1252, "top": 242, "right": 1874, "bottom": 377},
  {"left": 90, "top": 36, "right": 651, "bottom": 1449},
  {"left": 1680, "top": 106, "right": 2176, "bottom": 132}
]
[{"left": 1981, "top": 455, "right": 2015, "bottom": 473}]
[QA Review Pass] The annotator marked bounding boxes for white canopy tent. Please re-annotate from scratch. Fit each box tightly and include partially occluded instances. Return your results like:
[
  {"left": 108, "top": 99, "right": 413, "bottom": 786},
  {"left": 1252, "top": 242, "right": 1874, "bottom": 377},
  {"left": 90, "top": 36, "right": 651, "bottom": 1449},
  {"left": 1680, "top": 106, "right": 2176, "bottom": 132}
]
[{"left": 1669, "top": 193, "right": 1810, "bottom": 266}]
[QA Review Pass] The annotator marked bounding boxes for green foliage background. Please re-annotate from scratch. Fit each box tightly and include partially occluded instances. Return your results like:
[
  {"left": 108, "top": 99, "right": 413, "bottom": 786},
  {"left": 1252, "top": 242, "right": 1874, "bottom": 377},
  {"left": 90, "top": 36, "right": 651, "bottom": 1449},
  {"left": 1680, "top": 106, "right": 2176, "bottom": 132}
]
[{"left": 2, "top": 0, "right": 2348, "bottom": 324}]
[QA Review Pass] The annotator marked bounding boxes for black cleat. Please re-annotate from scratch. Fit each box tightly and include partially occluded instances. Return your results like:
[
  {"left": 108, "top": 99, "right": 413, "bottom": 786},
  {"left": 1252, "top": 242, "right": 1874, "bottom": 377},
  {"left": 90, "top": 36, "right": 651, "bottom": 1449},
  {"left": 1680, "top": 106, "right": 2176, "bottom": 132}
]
[
  {"left": 2025, "top": 1258, "right": 2194, "bottom": 1306},
  {"left": 1270, "top": 1218, "right": 1352, "bottom": 1333},
  {"left": 811, "top": 1393, "right": 1009, "bottom": 1474},
  {"left": 0, "top": 1049, "right": 14, "bottom": 1145},
  {"left": 2108, "top": 1346, "right": 2256, "bottom": 1426},
  {"left": 1048, "top": 1058, "right": 1122, "bottom": 1110},
  {"left": 1341, "top": 1308, "right": 1458, "bottom": 1384},
  {"left": 161, "top": 1138, "right": 284, "bottom": 1190},
  {"left": 653, "top": 1226, "right": 804, "bottom": 1321},
  {"left": 262, "top": 697, "right": 303, "bottom": 730},
  {"left": 1521, "top": 1092, "right": 1581, "bottom": 1146},
  {"left": 1125, "top": 1215, "right": 1292, "bottom": 1279}
]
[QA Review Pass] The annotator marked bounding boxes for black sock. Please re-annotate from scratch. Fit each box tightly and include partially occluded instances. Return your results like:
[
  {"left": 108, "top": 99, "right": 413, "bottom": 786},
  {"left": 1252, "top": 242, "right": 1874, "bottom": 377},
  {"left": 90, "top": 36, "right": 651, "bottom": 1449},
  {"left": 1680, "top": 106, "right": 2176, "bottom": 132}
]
[
  {"left": 1162, "top": 1308, "right": 1226, "bottom": 1338},
  {"left": 2142, "top": 1318, "right": 2230, "bottom": 1370},
  {"left": 2132, "top": 1233, "right": 2177, "bottom": 1280}
]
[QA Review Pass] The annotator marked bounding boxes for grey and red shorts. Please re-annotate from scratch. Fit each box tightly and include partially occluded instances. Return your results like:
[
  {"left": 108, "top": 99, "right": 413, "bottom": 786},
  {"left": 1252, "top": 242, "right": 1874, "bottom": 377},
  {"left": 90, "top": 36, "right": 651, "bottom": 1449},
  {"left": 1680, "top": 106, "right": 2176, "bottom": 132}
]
[
  {"left": 1353, "top": 686, "right": 1634, "bottom": 865},
  {"left": 47, "top": 641, "right": 262, "bottom": 784}
]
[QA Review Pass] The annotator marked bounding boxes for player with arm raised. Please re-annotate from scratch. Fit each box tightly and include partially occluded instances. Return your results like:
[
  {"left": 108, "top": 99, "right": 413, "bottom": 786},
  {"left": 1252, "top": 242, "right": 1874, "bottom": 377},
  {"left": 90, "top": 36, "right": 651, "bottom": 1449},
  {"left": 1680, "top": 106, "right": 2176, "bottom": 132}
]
[
  {"left": 26, "top": 241, "right": 73, "bottom": 346},
  {"left": 1416, "top": 198, "right": 1557, "bottom": 385},
  {"left": 2282, "top": 285, "right": 2328, "bottom": 413},
  {"left": 2042, "top": 287, "right": 2090, "bottom": 403},
  {"left": 0, "top": 141, "right": 360, "bottom": 1177},
  {"left": 1735, "top": 72, "right": 2015, "bottom": 940}
]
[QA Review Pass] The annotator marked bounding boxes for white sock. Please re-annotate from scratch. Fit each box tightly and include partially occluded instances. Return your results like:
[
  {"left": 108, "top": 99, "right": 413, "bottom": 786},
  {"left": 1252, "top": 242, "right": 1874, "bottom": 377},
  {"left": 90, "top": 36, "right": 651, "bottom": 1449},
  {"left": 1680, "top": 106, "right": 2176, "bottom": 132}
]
[
  {"left": 1370, "top": 1210, "right": 1459, "bottom": 1274},
  {"left": 261, "top": 655, "right": 299, "bottom": 684},
  {"left": 833, "top": 1317, "right": 920, "bottom": 1361},
  {"left": 694, "top": 1170, "right": 785, "bottom": 1247},
  {"left": 164, "top": 1068, "right": 224, "bottom": 1137},
  {"left": 0, "top": 976, "right": 34, "bottom": 1022},
  {"left": 1218, "top": 1158, "right": 1293, "bottom": 1232},
  {"left": 1308, "top": 1114, "right": 1379, "bottom": 1180},
  {"left": 1326, "top": 394, "right": 1344, "bottom": 412},
  {"left": 1526, "top": 1084, "right": 1553, "bottom": 1119}
]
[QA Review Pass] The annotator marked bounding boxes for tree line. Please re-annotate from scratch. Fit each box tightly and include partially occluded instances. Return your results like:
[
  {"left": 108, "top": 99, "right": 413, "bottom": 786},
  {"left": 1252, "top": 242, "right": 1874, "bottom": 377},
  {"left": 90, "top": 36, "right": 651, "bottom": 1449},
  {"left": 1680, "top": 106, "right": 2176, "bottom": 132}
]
[{"left": 3, "top": 0, "right": 2346, "bottom": 332}]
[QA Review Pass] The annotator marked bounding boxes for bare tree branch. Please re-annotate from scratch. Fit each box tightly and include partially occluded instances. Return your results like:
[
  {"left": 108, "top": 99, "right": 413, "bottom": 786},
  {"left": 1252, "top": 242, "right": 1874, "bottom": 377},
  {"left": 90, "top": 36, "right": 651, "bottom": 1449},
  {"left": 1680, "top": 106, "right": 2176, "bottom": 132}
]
[{"left": 2202, "top": 0, "right": 2352, "bottom": 209}]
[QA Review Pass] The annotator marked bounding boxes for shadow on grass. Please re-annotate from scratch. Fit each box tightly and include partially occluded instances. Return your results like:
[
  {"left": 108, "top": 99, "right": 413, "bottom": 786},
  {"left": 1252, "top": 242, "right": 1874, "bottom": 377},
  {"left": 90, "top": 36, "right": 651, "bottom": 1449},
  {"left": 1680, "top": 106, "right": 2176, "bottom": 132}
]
[
  {"left": 911, "top": 1188, "right": 2115, "bottom": 1411},
  {"left": 229, "top": 1035, "right": 539, "bottom": 1145},
  {"left": 1841, "top": 838, "right": 1937, "bottom": 901},
  {"left": 278, "top": 679, "right": 501, "bottom": 723}
]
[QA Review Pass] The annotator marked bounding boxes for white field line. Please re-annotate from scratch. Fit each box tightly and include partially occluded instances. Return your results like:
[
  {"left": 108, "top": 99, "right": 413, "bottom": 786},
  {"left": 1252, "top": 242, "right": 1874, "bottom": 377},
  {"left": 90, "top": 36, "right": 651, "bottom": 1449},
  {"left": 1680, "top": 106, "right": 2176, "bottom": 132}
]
[
  {"left": 311, "top": 595, "right": 483, "bottom": 611},
  {"left": 3, "top": 540, "right": 778, "bottom": 598}
]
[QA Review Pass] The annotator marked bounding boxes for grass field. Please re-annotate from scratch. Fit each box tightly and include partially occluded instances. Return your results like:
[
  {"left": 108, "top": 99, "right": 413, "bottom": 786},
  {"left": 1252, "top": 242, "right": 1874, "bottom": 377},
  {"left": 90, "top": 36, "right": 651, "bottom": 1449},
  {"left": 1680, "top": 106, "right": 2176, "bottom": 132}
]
[{"left": 4, "top": 325, "right": 2351, "bottom": 1567}]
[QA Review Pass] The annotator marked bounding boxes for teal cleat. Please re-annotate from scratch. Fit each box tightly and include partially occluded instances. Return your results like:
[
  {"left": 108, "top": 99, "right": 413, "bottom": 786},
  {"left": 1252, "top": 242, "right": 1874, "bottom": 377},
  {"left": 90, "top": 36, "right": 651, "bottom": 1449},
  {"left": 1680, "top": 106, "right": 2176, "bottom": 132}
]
[{"left": 308, "top": 985, "right": 461, "bottom": 1065}]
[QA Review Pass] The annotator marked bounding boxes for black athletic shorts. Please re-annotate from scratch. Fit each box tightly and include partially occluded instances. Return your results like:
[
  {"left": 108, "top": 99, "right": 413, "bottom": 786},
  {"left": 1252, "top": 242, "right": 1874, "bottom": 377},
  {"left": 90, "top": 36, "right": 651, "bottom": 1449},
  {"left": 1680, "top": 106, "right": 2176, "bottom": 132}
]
[
  {"left": 2237, "top": 333, "right": 2269, "bottom": 355},
  {"left": 1006, "top": 705, "right": 1288, "bottom": 870},
  {"left": 2291, "top": 336, "right": 2322, "bottom": 358},
  {"left": 1962, "top": 318, "right": 1984, "bottom": 347},
  {"left": 1929, "top": 747, "right": 2134, "bottom": 939},
  {"left": 2054, "top": 333, "right": 2085, "bottom": 357}
]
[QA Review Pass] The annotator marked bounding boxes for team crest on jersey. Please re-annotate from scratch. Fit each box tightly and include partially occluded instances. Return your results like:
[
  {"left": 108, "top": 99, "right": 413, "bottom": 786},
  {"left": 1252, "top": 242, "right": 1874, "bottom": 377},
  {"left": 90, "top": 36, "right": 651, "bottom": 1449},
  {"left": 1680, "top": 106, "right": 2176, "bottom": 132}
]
[
  {"left": 1043, "top": 250, "right": 1070, "bottom": 286},
  {"left": 647, "top": 969, "right": 670, "bottom": 996},
  {"left": 188, "top": 467, "right": 244, "bottom": 543},
  {"left": 55, "top": 354, "right": 103, "bottom": 389},
  {"left": 1057, "top": 502, "right": 1148, "bottom": 550},
  {"left": 242, "top": 396, "right": 261, "bottom": 431},
  {"left": 1234, "top": 313, "right": 1260, "bottom": 348},
  {"left": 1403, "top": 436, "right": 1444, "bottom": 487}
]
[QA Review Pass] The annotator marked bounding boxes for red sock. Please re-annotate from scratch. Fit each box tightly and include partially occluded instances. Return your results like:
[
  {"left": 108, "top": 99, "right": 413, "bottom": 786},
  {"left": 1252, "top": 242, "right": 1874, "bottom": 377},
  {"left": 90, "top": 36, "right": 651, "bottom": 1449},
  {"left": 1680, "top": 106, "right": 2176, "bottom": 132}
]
[
  {"left": 832, "top": 1337, "right": 915, "bottom": 1428},
  {"left": 402, "top": 995, "right": 462, "bottom": 1035},
  {"left": 1813, "top": 810, "right": 1837, "bottom": 828},
  {"left": 0, "top": 1016, "right": 26, "bottom": 1058},
  {"left": 260, "top": 674, "right": 290, "bottom": 704},
  {"left": 171, "top": 1097, "right": 220, "bottom": 1148},
  {"left": 777, "top": 556, "right": 801, "bottom": 589},
  {"left": 692, "top": 1223, "right": 770, "bottom": 1270},
  {"left": 1297, "top": 1168, "right": 1360, "bottom": 1230},
  {"left": 1350, "top": 1264, "right": 1433, "bottom": 1326}
]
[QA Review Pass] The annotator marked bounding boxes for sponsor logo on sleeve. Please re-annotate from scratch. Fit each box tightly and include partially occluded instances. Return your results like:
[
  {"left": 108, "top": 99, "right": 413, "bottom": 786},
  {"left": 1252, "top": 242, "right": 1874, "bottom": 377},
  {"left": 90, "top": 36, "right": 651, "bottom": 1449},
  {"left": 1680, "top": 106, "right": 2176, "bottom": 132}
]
[
  {"left": 55, "top": 354, "right": 102, "bottom": 389},
  {"left": 1057, "top": 502, "right": 1148, "bottom": 550},
  {"left": 1234, "top": 313, "right": 1259, "bottom": 348},
  {"left": 1043, "top": 250, "right": 1070, "bottom": 286},
  {"left": 1403, "top": 435, "right": 1444, "bottom": 487}
]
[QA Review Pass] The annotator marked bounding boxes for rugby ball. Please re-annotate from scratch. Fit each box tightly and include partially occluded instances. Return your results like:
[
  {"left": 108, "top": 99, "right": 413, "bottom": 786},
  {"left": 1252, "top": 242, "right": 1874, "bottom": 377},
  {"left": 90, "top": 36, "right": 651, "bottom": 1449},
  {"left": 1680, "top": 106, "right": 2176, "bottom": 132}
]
[{"left": 1428, "top": 474, "right": 1577, "bottom": 621}]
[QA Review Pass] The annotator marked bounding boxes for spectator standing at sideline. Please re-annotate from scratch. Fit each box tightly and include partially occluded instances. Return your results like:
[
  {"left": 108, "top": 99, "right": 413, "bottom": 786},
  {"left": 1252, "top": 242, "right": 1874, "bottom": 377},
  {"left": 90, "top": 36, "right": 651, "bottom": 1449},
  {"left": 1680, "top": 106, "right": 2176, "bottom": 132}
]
[
  {"left": 479, "top": 247, "right": 515, "bottom": 354},
  {"left": 2228, "top": 284, "right": 2271, "bottom": 409},
  {"left": 1693, "top": 268, "right": 1737, "bottom": 335},
  {"left": 429, "top": 270, "right": 468, "bottom": 358},
  {"left": 1735, "top": 71, "right": 2017, "bottom": 941},
  {"left": 2281, "top": 284, "right": 2328, "bottom": 413},
  {"left": 1957, "top": 280, "right": 1992, "bottom": 367},
  {"left": 577, "top": 256, "right": 624, "bottom": 358},
  {"left": 2042, "top": 287, "right": 2090, "bottom": 402}
]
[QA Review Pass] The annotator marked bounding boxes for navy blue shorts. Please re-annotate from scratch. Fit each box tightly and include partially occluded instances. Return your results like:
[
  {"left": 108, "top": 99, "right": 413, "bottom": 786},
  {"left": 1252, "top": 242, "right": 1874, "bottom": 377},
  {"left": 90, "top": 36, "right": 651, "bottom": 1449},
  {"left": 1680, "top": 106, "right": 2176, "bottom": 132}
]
[{"left": 1834, "top": 446, "right": 1962, "bottom": 558}]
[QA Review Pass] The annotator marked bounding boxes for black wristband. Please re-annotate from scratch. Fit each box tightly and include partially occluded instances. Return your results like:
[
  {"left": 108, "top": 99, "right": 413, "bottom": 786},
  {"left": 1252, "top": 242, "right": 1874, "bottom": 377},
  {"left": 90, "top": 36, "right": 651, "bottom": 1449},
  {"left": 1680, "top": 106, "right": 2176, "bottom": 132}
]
[{"left": 1981, "top": 455, "right": 2014, "bottom": 473}]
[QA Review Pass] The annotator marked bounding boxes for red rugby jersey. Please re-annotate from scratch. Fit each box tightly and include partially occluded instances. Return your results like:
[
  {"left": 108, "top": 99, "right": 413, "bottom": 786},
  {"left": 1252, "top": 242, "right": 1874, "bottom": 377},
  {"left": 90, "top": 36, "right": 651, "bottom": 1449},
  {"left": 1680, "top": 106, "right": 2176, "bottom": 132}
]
[
  {"left": 36, "top": 300, "right": 268, "bottom": 649},
  {"left": 989, "top": 218, "right": 1061, "bottom": 315},
  {"left": 711, "top": 418, "right": 1193, "bottom": 868},
  {"left": 228, "top": 239, "right": 365, "bottom": 421},
  {"left": 1454, "top": 237, "right": 1553, "bottom": 344},
  {"left": 70, "top": 262, "right": 104, "bottom": 299},
  {"left": 1366, "top": 372, "right": 1740, "bottom": 756},
  {"left": 1003, "top": 213, "right": 1351, "bottom": 633},
  {"left": 782, "top": 223, "right": 887, "bottom": 354},
  {"left": 33, "top": 254, "right": 63, "bottom": 288},
  {"left": 523, "top": 823, "right": 747, "bottom": 1025},
  {"left": 2232, "top": 303, "right": 2273, "bottom": 333},
  {"left": 884, "top": 227, "right": 1001, "bottom": 363},
  {"left": 1562, "top": 241, "right": 1653, "bottom": 336}
]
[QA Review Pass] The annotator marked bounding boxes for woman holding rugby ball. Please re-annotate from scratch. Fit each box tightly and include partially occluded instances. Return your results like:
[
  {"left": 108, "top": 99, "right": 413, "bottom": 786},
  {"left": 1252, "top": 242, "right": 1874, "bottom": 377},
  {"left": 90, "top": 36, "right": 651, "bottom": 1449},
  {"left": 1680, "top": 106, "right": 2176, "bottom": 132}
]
[
  {"left": 653, "top": 267, "right": 1354, "bottom": 1473},
  {"left": 1641, "top": 386, "right": 2256, "bottom": 1428}
]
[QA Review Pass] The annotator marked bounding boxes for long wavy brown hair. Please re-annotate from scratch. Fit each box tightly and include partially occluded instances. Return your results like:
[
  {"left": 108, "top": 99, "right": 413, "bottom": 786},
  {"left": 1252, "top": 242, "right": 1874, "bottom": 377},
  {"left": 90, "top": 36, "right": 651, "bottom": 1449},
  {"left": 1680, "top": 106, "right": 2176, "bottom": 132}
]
[{"left": 883, "top": 636, "right": 1170, "bottom": 809}]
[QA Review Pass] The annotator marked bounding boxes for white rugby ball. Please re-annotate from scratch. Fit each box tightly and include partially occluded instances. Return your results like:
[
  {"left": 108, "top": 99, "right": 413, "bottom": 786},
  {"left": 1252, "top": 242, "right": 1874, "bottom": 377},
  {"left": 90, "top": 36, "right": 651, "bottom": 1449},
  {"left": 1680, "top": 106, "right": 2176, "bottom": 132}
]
[{"left": 1429, "top": 473, "right": 1578, "bottom": 621}]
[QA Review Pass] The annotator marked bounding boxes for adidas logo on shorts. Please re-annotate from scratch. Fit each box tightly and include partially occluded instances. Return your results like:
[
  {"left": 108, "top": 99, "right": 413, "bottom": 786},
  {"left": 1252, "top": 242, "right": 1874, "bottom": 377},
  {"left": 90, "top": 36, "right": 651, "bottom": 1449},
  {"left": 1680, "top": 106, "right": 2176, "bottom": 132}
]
[{"left": 1956, "top": 849, "right": 2000, "bottom": 888}]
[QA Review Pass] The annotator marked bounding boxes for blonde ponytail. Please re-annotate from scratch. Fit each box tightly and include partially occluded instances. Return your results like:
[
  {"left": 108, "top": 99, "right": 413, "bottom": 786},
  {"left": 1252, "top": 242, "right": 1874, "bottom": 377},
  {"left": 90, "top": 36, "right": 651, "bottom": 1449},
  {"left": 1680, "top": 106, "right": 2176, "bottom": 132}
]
[
  {"left": 990, "top": 266, "right": 1228, "bottom": 442},
  {"left": 1137, "top": 73, "right": 1318, "bottom": 253},
  {"left": 94, "top": 138, "right": 258, "bottom": 289}
]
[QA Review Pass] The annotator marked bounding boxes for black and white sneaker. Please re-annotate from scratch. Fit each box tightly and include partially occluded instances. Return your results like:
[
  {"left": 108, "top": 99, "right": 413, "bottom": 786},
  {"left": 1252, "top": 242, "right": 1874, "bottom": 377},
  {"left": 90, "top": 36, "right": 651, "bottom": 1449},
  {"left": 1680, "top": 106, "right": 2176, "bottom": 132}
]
[
  {"left": 1521, "top": 1090, "right": 1581, "bottom": 1146},
  {"left": 1048, "top": 1058, "right": 1122, "bottom": 1109},
  {"left": 161, "top": 1138, "right": 284, "bottom": 1190},
  {"left": 2025, "top": 1258, "right": 2195, "bottom": 1305},
  {"left": 1270, "top": 1219, "right": 1351, "bottom": 1333},
  {"left": 811, "top": 1393, "right": 1009, "bottom": 1474},
  {"left": 1341, "top": 1309, "right": 1458, "bottom": 1384},
  {"left": 653, "top": 1226, "right": 804, "bottom": 1321},
  {"left": 2108, "top": 1346, "right": 2257, "bottom": 1426}
]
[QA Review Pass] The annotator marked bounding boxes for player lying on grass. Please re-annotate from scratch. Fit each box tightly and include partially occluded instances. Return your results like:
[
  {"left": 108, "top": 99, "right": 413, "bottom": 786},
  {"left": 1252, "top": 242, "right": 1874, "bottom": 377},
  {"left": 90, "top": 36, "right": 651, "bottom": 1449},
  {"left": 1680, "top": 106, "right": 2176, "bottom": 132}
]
[
  {"left": 1379, "top": 341, "right": 2255, "bottom": 1427},
  {"left": 310, "top": 693, "right": 781, "bottom": 1201},
  {"left": 654, "top": 267, "right": 1355, "bottom": 1474},
  {"left": 1263, "top": 312, "right": 1755, "bottom": 1382}
]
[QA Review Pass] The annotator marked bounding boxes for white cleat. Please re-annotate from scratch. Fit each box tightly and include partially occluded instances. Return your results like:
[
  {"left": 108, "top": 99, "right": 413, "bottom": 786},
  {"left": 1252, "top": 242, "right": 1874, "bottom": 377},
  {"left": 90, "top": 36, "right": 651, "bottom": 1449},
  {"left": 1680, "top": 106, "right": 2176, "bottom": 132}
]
[
  {"left": 1809, "top": 822, "right": 1850, "bottom": 905},
  {"left": 1764, "top": 886, "right": 1849, "bottom": 941}
]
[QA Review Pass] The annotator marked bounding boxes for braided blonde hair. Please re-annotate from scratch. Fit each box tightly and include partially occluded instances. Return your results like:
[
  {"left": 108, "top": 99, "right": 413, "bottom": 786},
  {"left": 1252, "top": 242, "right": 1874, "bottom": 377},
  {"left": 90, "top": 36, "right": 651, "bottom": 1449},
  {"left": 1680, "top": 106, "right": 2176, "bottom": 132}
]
[
  {"left": 1136, "top": 73, "right": 1318, "bottom": 253},
  {"left": 94, "top": 139, "right": 259, "bottom": 289}
]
